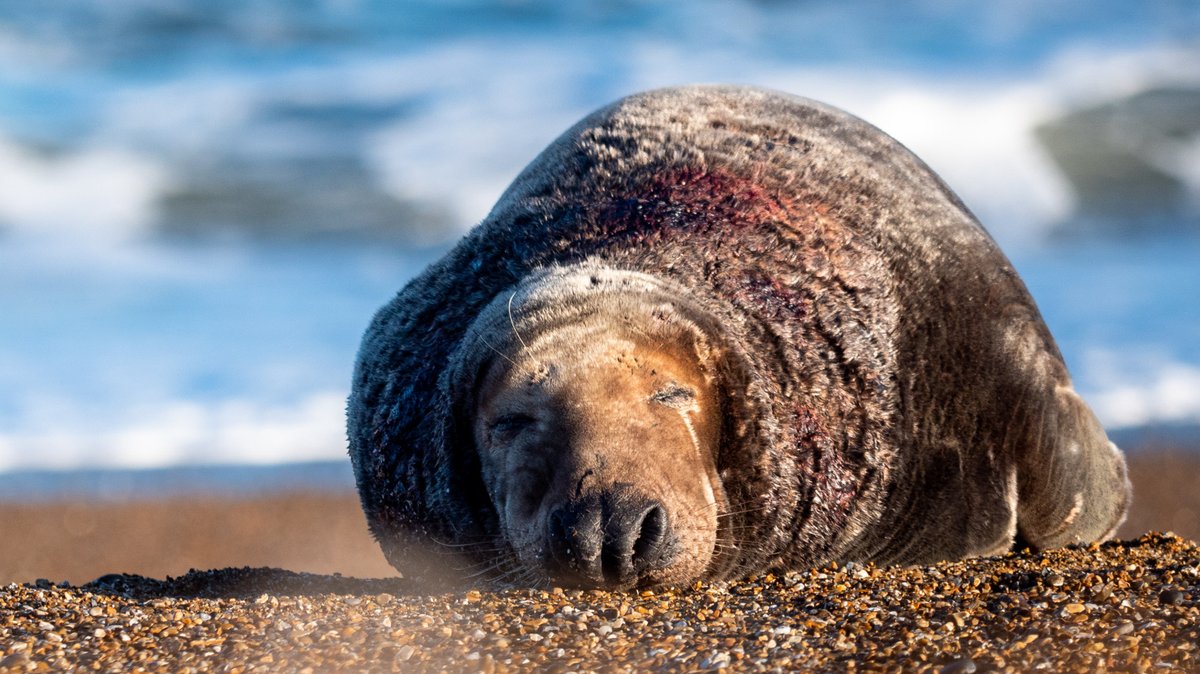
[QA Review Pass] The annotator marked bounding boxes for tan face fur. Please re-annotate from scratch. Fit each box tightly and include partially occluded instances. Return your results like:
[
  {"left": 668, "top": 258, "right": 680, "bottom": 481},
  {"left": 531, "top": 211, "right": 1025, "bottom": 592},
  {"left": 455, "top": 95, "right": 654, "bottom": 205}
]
[{"left": 472, "top": 317, "right": 726, "bottom": 589}]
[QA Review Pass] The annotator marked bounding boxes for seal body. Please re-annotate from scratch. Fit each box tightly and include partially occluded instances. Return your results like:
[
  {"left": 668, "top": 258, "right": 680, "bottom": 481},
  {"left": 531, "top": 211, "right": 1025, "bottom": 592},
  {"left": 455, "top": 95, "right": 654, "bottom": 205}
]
[{"left": 348, "top": 85, "right": 1130, "bottom": 588}]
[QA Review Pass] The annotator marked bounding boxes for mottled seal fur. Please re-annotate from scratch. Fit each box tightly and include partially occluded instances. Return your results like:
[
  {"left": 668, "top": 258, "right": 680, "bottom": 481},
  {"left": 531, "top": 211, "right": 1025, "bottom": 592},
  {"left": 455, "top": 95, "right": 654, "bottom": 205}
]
[{"left": 348, "top": 85, "right": 1130, "bottom": 588}]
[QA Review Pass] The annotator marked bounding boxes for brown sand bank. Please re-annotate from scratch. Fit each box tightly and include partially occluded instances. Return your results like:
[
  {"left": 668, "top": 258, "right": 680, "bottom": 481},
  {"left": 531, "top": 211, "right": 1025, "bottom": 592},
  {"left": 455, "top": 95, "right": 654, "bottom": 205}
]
[
  {"left": 1, "top": 448, "right": 1198, "bottom": 587},
  {"left": 2, "top": 533, "right": 1198, "bottom": 672},
  {"left": 0, "top": 493, "right": 396, "bottom": 586}
]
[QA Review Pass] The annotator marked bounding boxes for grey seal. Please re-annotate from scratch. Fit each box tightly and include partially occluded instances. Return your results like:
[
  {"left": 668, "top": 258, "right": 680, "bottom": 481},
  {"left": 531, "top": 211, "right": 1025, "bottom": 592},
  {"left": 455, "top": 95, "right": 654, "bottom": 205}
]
[{"left": 347, "top": 85, "right": 1130, "bottom": 589}]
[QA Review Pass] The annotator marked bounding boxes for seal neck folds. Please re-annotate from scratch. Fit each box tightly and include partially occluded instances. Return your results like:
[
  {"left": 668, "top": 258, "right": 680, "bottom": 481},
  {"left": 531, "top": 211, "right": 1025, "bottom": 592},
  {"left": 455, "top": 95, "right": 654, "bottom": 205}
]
[{"left": 452, "top": 264, "right": 730, "bottom": 588}]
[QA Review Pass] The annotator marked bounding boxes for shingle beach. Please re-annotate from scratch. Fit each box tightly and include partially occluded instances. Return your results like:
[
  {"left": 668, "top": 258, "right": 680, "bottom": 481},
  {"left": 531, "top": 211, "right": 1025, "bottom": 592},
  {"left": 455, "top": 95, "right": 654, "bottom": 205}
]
[{"left": 3, "top": 532, "right": 1197, "bottom": 673}]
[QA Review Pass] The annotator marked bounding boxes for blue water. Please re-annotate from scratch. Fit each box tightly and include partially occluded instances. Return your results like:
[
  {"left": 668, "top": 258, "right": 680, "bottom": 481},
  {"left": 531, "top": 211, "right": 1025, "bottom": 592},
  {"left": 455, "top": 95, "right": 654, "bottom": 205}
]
[
  {"left": 0, "top": 1, "right": 1198, "bottom": 483},
  {"left": 0, "top": 461, "right": 356, "bottom": 503}
]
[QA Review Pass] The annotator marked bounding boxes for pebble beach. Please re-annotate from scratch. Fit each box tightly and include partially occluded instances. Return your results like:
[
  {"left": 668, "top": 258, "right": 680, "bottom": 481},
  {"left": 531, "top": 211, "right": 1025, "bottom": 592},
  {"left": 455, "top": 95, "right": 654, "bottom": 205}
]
[
  {"left": 2, "top": 449, "right": 1199, "bottom": 673},
  {"left": 2, "top": 534, "right": 1198, "bottom": 673}
]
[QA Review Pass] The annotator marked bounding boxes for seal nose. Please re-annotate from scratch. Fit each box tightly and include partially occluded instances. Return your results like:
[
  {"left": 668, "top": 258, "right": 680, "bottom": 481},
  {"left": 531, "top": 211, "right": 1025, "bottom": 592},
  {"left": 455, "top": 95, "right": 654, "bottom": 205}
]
[{"left": 546, "top": 488, "right": 672, "bottom": 587}]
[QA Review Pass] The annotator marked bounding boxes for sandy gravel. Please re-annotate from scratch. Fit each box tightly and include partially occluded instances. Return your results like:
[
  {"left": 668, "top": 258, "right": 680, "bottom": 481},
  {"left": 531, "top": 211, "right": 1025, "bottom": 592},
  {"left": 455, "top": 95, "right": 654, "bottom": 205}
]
[{"left": 2, "top": 533, "right": 1197, "bottom": 673}]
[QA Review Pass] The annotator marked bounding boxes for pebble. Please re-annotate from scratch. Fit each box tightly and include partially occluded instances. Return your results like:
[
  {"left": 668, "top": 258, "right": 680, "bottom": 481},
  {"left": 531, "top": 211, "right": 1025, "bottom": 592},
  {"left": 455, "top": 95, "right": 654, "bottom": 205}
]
[
  {"left": 940, "top": 657, "right": 977, "bottom": 674},
  {"left": 0, "top": 533, "right": 1196, "bottom": 673},
  {"left": 1159, "top": 588, "right": 1184, "bottom": 605}
]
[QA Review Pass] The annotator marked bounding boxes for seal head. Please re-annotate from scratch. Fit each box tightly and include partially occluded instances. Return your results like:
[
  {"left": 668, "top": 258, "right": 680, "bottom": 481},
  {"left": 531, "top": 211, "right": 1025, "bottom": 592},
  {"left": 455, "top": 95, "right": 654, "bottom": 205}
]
[{"left": 449, "top": 266, "right": 729, "bottom": 588}]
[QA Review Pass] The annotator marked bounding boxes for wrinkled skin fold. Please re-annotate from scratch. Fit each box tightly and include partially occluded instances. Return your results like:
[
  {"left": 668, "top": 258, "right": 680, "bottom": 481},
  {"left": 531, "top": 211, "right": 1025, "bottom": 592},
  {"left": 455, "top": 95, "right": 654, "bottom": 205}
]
[{"left": 347, "top": 85, "right": 1131, "bottom": 588}]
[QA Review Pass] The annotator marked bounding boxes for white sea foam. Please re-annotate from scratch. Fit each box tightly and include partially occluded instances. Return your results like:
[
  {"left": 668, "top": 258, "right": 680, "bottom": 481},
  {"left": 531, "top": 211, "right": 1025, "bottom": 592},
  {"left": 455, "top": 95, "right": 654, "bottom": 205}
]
[
  {"left": 0, "top": 392, "right": 349, "bottom": 473},
  {"left": 1081, "top": 350, "right": 1200, "bottom": 430},
  {"left": 0, "top": 241, "right": 413, "bottom": 474},
  {"left": 0, "top": 136, "right": 166, "bottom": 244}
]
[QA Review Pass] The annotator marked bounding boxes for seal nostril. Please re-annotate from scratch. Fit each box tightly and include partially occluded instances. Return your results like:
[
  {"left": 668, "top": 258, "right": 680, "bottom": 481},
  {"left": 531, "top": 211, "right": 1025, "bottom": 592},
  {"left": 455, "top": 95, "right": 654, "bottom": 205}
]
[
  {"left": 600, "top": 499, "right": 670, "bottom": 584},
  {"left": 546, "top": 499, "right": 604, "bottom": 583},
  {"left": 632, "top": 504, "right": 667, "bottom": 566},
  {"left": 548, "top": 509, "right": 570, "bottom": 559}
]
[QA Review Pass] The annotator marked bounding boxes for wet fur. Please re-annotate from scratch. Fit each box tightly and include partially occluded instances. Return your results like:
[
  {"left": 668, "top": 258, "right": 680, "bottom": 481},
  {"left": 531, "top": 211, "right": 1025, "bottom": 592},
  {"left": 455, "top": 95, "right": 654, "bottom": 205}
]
[{"left": 347, "top": 85, "right": 1130, "bottom": 585}]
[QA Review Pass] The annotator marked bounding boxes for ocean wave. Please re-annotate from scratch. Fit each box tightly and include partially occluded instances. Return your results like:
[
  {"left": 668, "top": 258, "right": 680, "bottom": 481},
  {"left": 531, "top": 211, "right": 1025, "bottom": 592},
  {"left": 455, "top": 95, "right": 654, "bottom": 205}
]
[
  {"left": 85, "top": 39, "right": 1200, "bottom": 247},
  {"left": 0, "top": 2, "right": 1197, "bottom": 475},
  {"left": 0, "top": 392, "right": 349, "bottom": 472},
  {"left": 1, "top": 3, "right": 1196, "bottom": 247},
  {"left": 1082, "top": 351, "right": 1200, "bottom": 430},
  {"left": 3, "top": 360, "right": 1197, "bottom": 473},
  {"left": 361, "top": 41, "right": 1200, "bottom": 246},
  {"left": 0, "top": 137, "right": 165, "bottom": 244}
]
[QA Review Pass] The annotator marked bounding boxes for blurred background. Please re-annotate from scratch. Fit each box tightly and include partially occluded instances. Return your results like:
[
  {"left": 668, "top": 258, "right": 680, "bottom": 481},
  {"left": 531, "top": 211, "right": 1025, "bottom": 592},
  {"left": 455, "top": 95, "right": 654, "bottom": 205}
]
[{"left": 0, "top": 0, "right": 1198, "bottom": 584}]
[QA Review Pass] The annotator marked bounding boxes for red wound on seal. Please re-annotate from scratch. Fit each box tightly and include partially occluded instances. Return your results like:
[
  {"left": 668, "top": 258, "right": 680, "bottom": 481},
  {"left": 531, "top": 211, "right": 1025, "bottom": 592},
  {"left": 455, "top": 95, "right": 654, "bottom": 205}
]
[{"left": 591, "top": 167, "right": 791, "bottom": 241}]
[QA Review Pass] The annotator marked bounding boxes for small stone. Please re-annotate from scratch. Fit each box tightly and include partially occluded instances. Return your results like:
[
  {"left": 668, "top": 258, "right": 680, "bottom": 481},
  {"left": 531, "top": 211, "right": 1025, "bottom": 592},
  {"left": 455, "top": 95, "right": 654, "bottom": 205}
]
[
  {"left": 1159, "top": 589, "right": 1184, "bottom": 605},
  {"left": 1112, "top": 622, "right": 1135, "bottom": 636},
  {"left": 0, "top": 653, "right": 30, "bottom": 668},
  {"left": 701, "top": 651, "right": 732, "bottom": 669},
  {"left": 397, "top": 645, "right": 415, "bottom": 662},
  {"left": 1047, "top": 574, "right": 1065, "bottom": 587},
  {"left": 1064, "top": 603, "right": 1086, "bottom": 614},
  {"left": 940, "top": 658, "right": 977, "bottom": 674}
]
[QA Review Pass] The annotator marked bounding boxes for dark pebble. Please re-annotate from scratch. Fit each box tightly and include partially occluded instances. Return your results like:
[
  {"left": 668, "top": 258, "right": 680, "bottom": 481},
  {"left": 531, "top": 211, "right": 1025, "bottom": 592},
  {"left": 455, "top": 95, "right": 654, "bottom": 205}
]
[{"left": 1159, "top": 588, "right": 1184, "bottom": 605}]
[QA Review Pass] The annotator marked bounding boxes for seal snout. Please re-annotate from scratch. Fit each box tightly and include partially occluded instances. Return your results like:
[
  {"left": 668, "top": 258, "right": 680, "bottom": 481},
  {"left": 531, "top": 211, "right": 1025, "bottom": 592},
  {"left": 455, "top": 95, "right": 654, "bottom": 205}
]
[{"left": 545, "top": 486, "right": 674, "bottom": 588}]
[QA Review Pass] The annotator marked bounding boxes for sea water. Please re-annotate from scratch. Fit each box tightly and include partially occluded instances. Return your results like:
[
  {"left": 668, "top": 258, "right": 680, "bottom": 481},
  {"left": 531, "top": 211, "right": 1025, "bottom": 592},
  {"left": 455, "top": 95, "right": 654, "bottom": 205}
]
[{"left": 0, "top": 1, "right": 1197, "bottom": 488}]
